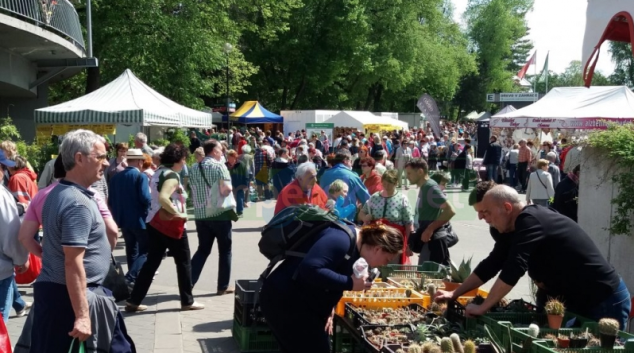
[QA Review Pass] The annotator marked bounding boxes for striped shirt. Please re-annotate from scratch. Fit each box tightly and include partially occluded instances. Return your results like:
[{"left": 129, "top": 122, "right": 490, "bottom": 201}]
[
  {"left": 518, "top": 146, "right": 532, "bottom": 163},
  {"left": 38, "top": 180, "right": 110, "bottom": 286},
  {"left": 190, "top": 157, "right": 232, "bottom": 220}
]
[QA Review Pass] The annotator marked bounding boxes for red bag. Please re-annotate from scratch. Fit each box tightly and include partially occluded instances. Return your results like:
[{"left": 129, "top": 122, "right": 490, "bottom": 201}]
[
  {"left": 148, "top": 194, "right": 186, "bottom": 239},
  {"left": 0, "top": 312, "right": 11, "bottom": 353},
  {"left": 15, "top": 253, "right": 42, "bottom": 285}
]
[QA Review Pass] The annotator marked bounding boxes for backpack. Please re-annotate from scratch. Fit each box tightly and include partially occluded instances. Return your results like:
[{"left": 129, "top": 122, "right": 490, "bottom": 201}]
[{"left": 253, "top": 205, "right": 356, "bottom": 311}]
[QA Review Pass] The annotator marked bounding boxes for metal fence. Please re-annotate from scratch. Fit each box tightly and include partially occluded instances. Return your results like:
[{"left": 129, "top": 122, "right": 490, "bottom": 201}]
[{"left": 0, "top": 0, "right": 85, "bottom": 53}]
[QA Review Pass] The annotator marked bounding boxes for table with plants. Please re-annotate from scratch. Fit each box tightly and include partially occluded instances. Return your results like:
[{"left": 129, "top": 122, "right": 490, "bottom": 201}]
[{"left": 232, "top": 259, "right": 634, "bottom": 353}]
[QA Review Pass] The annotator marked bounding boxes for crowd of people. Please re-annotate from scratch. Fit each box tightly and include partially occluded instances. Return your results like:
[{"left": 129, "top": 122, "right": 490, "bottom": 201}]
[{"left": 0, "top": 120, "right": 588, "bottom": 352}]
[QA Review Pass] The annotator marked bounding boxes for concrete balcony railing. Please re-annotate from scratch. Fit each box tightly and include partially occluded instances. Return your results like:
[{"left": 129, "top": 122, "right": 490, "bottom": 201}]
[{"left": 0, "top": 0, "right": 85, "bottom": 53}]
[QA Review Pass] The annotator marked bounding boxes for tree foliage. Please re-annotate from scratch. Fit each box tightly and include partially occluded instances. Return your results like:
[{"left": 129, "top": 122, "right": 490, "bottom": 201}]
[
  {"left": 533, "top": 60, "right": 612, "bottom": 93},
  {"left": 609, "top": 41, "right": 634, "bottom": 87}
]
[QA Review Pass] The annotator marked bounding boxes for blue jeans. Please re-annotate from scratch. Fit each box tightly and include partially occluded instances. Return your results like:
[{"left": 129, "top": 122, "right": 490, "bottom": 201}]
[
  {"left": 0, "top": 276, "right": 26, "bottom": 322},
  {"left": 121, "top": 227, "right": 149, "bottom": 283},
  {"left": 486, "top": 164, "right": 498, "bottom": 181},
  {"left": 508, "top": 164, "right": 517, "bottom": 187},
  {"left": 235, "top": 189, "right": 245, "bottom": 215},
  {"left": 192, "top": 220, "right": 233, "bottom": 291},
  {"left": 585, "top": 278, "right": 631, "bottom": 330}
]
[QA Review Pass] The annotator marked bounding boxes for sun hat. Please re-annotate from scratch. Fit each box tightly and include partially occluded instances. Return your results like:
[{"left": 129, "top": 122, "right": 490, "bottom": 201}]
[{"left": 126, "top": 149, "right": 145, "bottom": 160}]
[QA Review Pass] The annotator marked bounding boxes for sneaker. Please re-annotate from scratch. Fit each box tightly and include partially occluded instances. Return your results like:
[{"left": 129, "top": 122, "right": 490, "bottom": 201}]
[
  {"left": 15, "top": 301, "right": 32, "bottom": 317},
  {"left": 124, "top": 302, "right": 148, "bottom": 312},
  {"left": 181, "top": 301, "right": 205, "bottom": 311},
  {"left": 216, "top": 288, "right": 235, "bottom": 296}
]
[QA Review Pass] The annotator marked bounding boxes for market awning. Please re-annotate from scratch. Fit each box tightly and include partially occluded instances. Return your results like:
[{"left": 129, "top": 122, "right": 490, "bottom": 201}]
[
  {"left": 35, "top": 69, "right": 213, "bottom": 128},
  {"left": 223, "top": 101, "right": 282, "bottom": 124}
]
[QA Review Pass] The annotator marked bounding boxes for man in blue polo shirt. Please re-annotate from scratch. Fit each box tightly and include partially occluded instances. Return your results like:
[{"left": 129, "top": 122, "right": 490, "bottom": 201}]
[
  {"left": 319, "top": 149, "right": 370, "bottom": 221},
  {"left": 108, "top": 148, "right": 151, "bottom": 287}
]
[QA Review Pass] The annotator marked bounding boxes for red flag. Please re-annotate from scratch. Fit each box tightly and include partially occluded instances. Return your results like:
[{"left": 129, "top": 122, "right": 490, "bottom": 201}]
[{"left": 517, "top": 52, "right": 536, "bottom": 79}]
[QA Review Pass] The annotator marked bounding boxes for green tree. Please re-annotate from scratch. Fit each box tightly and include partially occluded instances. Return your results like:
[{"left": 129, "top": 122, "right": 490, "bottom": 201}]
[
  {"left": 451, "top": 0, "right": 534, "bottom": 116},
  {"left": 609, "top": 41, "right": 634, "bottom": 87},
  {"left": 533, "top": 60, "right": 611, "bottom": 92}
]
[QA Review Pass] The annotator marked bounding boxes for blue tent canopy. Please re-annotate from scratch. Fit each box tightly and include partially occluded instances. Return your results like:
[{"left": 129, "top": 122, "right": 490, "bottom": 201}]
[{"left": 222, "top": 101, "right": 282, "bottom": 124}]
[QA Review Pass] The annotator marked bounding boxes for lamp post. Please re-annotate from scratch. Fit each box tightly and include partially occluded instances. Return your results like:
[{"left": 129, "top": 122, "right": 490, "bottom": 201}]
[{"left": 223, "top": 43, "right": 233, "bottom": 130}]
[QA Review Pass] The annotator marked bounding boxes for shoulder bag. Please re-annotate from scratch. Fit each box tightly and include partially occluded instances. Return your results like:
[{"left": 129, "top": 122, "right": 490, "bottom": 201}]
[
  {"left": 198, "top": 161, "right": 238, "bottom": 221},
  {"left": 535, "top": 171, "right": 551, "bottom": 199},
  {"left": 148, "top": 170, "right": 186, "bottom": 239}
]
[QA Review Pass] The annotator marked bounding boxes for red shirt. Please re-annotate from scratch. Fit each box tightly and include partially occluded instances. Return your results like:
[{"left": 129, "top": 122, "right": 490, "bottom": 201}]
[
  {"left": 361, "top": 171, "right": 384, "bottom": 195},
  {"left": 237, "top": 140, "right": 247, "bottom": 155},
  {"left": 274, "top": 179, "right": 328, "bottom": 215}
]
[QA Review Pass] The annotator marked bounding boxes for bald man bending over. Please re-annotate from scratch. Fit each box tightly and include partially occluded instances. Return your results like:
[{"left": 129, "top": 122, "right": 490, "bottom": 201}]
[{"left": 436, "top": 184, "right": 630, "bottom": 329}]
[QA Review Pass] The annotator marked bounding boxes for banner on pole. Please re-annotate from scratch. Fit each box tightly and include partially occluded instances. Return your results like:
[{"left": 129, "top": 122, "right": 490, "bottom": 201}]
[{"left": 416, "top": 94, "right": 442, "bottom": 138}]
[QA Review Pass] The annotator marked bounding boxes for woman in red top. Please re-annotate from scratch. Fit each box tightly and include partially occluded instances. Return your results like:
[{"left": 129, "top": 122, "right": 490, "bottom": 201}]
[
  {"left": 8, "top": 155, "right": 38, "bottom": 205},
  {"left": 274, "top": 162, "right": 328, "bottom": 214},
  {"left": 359, "top": 157, "right": 383, "bottom": 195}
]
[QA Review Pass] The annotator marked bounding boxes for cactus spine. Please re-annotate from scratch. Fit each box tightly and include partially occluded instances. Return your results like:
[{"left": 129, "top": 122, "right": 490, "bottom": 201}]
[
  {"left": 450, "top": 333, "right": 464, "bottom": 353},
  {"left": 408, "top": 344, "right": 422, "bottom": 353},
  {"left": 463, "top": 340, "right": 476, "bottom": 353},
  {"left": 440, "top": 337, "right": 455, "bottom": 353},
  {"left": 598, "top": 318, "right": 620, "bottom": 336}
]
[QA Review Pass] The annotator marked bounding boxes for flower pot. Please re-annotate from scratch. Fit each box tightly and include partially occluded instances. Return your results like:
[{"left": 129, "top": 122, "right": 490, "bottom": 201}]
[
  {"left": 569, "top": 338, "right": 588, "bottom": 348},
  {"left": 442, "top": 280, "right": 479, "bottom": 297},
  {"left": 600, "top": 333, "right": 617, "bottom": 348},
  {"left": 547, "top": 314, "right": 563, "bottom": 329},
  {"left": 478, "top": 343, "right": 495, "bottom": 353},
  {"left": 557, "top": 337, "right": 570, "bottom": 349}
]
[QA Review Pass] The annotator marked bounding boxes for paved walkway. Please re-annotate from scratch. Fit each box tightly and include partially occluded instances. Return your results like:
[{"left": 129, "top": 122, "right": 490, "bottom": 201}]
[{"left": 6, "top": 189, "right": 533, "bottom": 352}]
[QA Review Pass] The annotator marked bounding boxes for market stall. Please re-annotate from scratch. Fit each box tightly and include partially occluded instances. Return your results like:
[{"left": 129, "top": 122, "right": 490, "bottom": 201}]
[
  {"left": 324, "top": 111, "right": 408, "bottom": 134},
  {"left": 491, "top": 86, "right": 634, "bottom": 129},
  {"left": 233, "top": 261, "right": 627, "bottom": 353},
  {"left": 34, "top": 69, "right": 213, "bottom": 143}
]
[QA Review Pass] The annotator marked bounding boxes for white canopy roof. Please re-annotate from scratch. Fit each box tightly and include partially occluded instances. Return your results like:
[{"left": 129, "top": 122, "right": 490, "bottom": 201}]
[
  {"left": 35, "top": 69, "right": 213, "bottom": 128},
  {"left": 491, "top": 86, "right": 634, "bottom": 129},
  {"left": 323, "top": 111, "right": 397, "bottom": 129}
]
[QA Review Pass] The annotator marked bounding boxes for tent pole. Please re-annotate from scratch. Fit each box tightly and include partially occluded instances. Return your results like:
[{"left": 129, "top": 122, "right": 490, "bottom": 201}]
[{"left": 226, "top": 55, "right": 230, "bottom": 130}]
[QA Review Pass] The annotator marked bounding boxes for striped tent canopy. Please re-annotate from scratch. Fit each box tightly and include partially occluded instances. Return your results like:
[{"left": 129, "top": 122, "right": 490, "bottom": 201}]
[
  {"left": 223, "top": 101, "right": 282, "bottom": 124},
  {"left": 35, "top": 69, "right": 212, "bottom": 128}
]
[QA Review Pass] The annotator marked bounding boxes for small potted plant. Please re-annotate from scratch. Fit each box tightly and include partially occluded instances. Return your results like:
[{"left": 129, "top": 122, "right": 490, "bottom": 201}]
[
  {"left": 544, "top": 298, "right": 565, "bottom": 329},
  {"left": 598, "top": 318, "right": 620, "bottom": 348},
  {"left": 557, "top": 334, "right": 570, "bottom": 348},
  {"left": 569, "top": 330, "right": 590, "bottom": 348},
  {"left": 443, "top": 257, "right": 477, "bottom": 296}
]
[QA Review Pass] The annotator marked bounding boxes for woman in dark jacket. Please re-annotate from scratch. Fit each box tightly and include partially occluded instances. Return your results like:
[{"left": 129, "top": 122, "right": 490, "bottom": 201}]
[
  {"left": 552, "top": 164, "right": 579, "bottom": 222},
  {"left": 260, "top": 224, "right": 404, "bottom": 353},
  {"left": 270, "top": 148, "right": 295, "bottom": 198}
]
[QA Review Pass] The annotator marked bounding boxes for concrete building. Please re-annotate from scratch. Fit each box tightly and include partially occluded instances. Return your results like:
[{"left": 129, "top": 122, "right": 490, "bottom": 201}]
[{"left": 0, "top": 0, "right": 95, "bottom": 141}]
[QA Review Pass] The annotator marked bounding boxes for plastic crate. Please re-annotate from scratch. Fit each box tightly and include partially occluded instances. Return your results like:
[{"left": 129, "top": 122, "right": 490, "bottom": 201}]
[
  {"left": 336, "top": 288, "right": 425, "bottom": 316},
  {"left": 380, "top": 344, "right": 407, "bottom": 353},
  {"left": 231, "top": 319, "right": 279, "bottom": 352},
  {"left": 386, "top": 277, "right": 444, "bottom": 290},
  {"left": 236, "top": 279, "right": 262, "bottom": 305},
  {"left": 359, "top": 324, "right": 416, "bottom": 353},
  {"left": 511, "top": 323, "right": 634, "bottom": 353},
  {"left": 378, "top": 262, "right": 449, "bottom": 281},
  {"left": 333, "top": 319, "right": 366, "bottom": 353},
  {"left": 234, "top": 297, "right": 267, "bottom": 327},
  {"left": 344, "top": 302, "right": 427, "bottom": 328},
  {"left": 531, "top": 338, "right": 634, "bottom": 353}
]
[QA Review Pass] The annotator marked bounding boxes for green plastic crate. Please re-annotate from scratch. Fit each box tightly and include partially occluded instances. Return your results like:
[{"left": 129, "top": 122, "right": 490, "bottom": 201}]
[
  {"left": 532, "top": 338, "right": 634, "bottom": 353},
  {"left": 511, "top": 323, "right": 634, "bottom": 353},
  {"left": 232, "top": 319, "right": 280, "bottom": 352}
]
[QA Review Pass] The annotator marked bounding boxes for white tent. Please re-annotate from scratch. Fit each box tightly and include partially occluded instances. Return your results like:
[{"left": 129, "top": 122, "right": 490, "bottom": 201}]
[
  {"left": 491, "top": 86, "right": 634, "bottom": 129},
  {"left": 323, "top": 111, "right": 399, "bottom": 130},
  {"left": 35, "top": 69, "right": 213, "bottom": 128},
  {"left": 582, "top": 0, "right": 634, "bottom": 86},
  {"left": 463, "top": 111, "right": 480, "bottom": 121}
]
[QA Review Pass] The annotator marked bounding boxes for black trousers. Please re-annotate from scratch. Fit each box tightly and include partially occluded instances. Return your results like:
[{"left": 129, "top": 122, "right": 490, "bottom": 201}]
[
  {"left": 518, "top": 162, "right": 529, "bottom": 191},
  {"left": 129, "top": 224, "right": 194, "bottom": 306}
]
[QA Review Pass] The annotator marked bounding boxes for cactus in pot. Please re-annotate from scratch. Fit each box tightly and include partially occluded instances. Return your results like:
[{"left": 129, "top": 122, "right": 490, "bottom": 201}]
[
  {"left": 598, "top": 318, "right": 620, "bottom": 348},
  {"left": 544, "top": 298, "right": 565, "bottom": 329},
  {"left": 440, "top": 337, "right": 455, "bottom": 353},
  {"left": 463, "top": 340, "right": 476, "bottom": 353}
]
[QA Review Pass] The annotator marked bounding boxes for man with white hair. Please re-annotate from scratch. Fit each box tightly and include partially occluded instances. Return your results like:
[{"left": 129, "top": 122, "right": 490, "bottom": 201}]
[
  {"left": 31, "top": 130, "right": 134, "bottom": 351},
  {"left": 274, "top": 162, "right": 328, "bottom": 215},
  {"left": 435, "top": 184, "right": 630, "bottom": 329},
  {"left": 546, "top": 152, "right": 560, "bottom": 189},
  {"left": 134, "top": 132, "right": 153, "bottom": 156}
]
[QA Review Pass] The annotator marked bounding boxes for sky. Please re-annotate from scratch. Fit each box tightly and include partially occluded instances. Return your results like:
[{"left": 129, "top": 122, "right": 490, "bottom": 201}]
[{"left": 452, "top": 0, "right": 616, "bottom": 75}]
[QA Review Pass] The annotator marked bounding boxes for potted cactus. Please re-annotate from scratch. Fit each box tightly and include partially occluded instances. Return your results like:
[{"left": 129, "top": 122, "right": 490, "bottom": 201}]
[
  {"left": 598, "top": 318, "right": 620, "bottom": 348},
  {"left": 544, "top": 298, "right": 565, "bottom": 329},
  {"left": 557, "top": 334, "right": 570, "bottom": 348},
  {"left": 443, "top": 257, "right": 477, "bottom": 296}
]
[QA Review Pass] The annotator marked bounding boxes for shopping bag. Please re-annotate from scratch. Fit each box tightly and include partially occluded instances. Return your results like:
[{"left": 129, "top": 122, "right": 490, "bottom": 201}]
[
  {"left": 68, "top": 338, "right": 85, "bottom": 353},
  {"left": 0, "top": 319, "right": 11, "bottom": 353},
  {"left": 15, "top": 253, "right": 42, "bottom": 285},
  {"left": 102, "top": 255, "right": 130, "bottom": 302}
]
